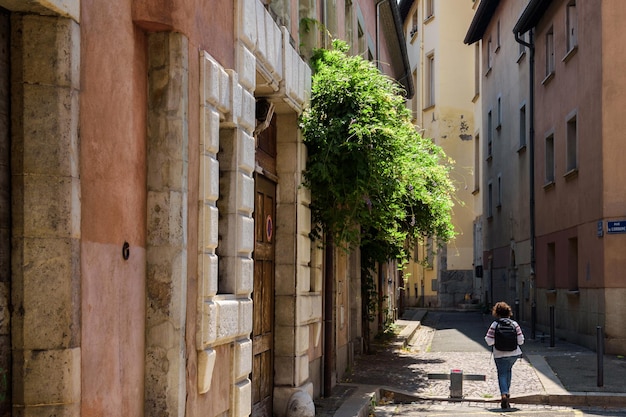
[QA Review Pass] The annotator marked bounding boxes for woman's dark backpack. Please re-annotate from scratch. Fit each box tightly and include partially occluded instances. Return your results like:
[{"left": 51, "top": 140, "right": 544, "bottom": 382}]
[{"left": 494, "top": 318, "right": 518, "bottom": 351}]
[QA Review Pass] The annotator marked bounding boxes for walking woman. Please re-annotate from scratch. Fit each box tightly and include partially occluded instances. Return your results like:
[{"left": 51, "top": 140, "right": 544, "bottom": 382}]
[{"left": 485, "top": 301, "right": 524, "bottom": 409}]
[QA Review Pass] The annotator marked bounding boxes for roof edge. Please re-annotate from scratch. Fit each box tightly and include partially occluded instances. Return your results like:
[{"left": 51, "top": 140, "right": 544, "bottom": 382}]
[
  {"left": 464, "top": 0, "right": 500, "bottom": 45},
  {"left": 513, "top": 0, "right": 553, "bottom": 35}
]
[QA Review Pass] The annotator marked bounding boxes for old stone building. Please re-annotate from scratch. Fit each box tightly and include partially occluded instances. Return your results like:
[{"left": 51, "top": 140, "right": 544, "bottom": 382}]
[{"left": 0, "top": 0, "right": 411, "bottom": 416}]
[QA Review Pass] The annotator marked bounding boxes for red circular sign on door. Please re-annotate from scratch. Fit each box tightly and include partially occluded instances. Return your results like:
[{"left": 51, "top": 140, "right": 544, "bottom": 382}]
[{"left": 266, "top": 214, "right": 273, "bottom": 242}]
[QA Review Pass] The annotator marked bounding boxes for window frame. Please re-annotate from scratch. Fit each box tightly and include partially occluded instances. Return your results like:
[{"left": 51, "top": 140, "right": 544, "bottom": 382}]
[
  {"left": 518, "top": 102, "right": 527, "bottom": 151},
  {"left": 545, "top": 26, "right": 555, "bottom": 78},
  {"left": 565, "top": 110, "right": 578, "bottom": 177},
  {"left": 487, "top": 110, "right": 493, "bottom": 159},
  {"left": 425, "top": 0, "right": 434, "bottom": 20},
  {"left": 544, "top": 132, "right": 555, "bottom": 187},
  {"left": 425, "top": 51, "right": 435, "bottom": 108},
  {"left": 566, "top": 1, "right": 578, "bottom": 53}
]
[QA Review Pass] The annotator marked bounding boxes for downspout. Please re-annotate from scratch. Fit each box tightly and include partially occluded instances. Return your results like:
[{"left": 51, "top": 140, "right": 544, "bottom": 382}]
[
  {"left": 323, "top": 234, "right": 334, "bottom": 396},
  {"left": 514, "top": 29, "right": 536, "bottom": 339}
]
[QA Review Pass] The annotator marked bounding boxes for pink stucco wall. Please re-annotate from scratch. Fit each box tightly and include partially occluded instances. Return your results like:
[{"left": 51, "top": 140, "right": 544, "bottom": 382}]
[
  {"left": 80, "top": 0, "right": 148, "bottom": 414},
  {"left": 79, "top": 0, "right": 227, "bottom": 414}
]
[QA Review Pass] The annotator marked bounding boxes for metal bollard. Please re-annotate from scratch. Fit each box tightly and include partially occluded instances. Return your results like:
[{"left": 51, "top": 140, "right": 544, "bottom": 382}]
[
  {"left": 597, "top": 326, "right": 604, "bottom": 387},
  {"left": 428, "top": 370, "right": 486, "bottom": 399},
  {"left": 549, "top": 306, "right": 555, "bottom": 347},
  {"left": 450, "top": 369, "right": 463, "bottom": 398}
]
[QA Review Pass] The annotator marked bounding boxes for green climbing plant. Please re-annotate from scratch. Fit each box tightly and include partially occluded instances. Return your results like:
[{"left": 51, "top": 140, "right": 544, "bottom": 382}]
[
  {"left": 300, "top": 39, "right": 455, "bottom": 258},
  {"left": 299, "top": 39, "right": 456, "bottom": 341}
]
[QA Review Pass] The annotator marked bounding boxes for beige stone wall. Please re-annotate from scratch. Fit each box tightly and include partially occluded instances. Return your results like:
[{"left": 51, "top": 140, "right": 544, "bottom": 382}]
[
  {"left": 10, "top": 13, "right": 81, "bottom": 417},
  {"left": 144, "top": 31, "right": 190, "bottom": 417}
]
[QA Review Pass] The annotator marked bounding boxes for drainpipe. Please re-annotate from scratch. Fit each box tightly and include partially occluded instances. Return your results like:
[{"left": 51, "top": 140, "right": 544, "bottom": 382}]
[
  {"left": 514, "top": 29, "right": 536, "bottom": 339},
  {"left": 323, "top": 234, "right": 334, "bottom": 396}
]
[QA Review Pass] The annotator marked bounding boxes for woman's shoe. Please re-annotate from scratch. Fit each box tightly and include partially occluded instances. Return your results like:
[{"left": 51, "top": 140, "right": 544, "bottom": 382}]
[{"left": 500, "top": 394, "right": 509, "bottom": 409}]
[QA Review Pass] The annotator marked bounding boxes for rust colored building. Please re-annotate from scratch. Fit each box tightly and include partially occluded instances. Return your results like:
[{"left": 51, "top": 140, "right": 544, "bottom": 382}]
[
  {"left": 467, "top": 0, "right": 626, "bottom": 354},
  {"left": 514, "top": 0, "right": 626, "bottom": 354}
]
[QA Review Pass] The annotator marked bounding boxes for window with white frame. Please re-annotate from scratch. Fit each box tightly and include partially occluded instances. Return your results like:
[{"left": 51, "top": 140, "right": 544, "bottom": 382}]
[
  {"left": 425, "top": 0, "right": 434, "bottom": 19},
  {"left": 545, "top": 133, "right": 555, "bottom": 184},
  {"left": 487, "top": 110, "right": 492, "bottom": 157},
  {"left": 410, "top": 8, "right": 418, "bottom": 38},
  {"left": 426, "top": 52, "right": 435, "bottom": 107},
  {"left": 474, "top": 134, "right": 480, "bottom": 191},
  {"left": 546, "top": 26, "right": 555, "bottom": 76},
  {"left": 567, "top": 1, "right": 578, "bottom": 52},
  {"left": 566, "top": 112, "right": 578, "bottom": 173},
  {"left": 487, "top": 181, "right": 493, "bottom": 218}
]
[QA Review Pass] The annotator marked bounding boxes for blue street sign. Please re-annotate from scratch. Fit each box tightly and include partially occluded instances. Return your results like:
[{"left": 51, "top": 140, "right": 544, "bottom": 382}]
[{"left": 607, "top": 220, "right": 626, "bottom": 234}]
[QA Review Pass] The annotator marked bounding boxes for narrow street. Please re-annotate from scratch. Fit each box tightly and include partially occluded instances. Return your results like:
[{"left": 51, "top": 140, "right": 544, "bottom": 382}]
[
  {"left": 376, "top": 401, "right": 626, "bottom": 416},
  {"left": 363, "top": 310, "right": 626, "bottom": 417}
]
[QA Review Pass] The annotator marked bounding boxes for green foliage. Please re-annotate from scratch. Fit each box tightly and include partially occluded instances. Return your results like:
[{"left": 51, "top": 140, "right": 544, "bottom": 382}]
[{"left": 300, "top": 39, "right": 456, "bottom": 265}]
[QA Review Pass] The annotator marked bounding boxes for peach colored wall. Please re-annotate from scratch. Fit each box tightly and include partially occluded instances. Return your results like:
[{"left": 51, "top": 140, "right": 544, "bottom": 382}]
[
  {"left": 601, "top": 1, "right": 626, "bottom": 288},
  {"left": 532, "top": 1, "right": 626, "bottom": 291},
  {"left": 133, "top": 0, "right": 234, "bottom": 68},
  {"left": 532, "top": 1, "right": 607, "bottom": 292},
  {"left": 80, "top": 0, "right": 148, "bottom": 415},
  {"left": 533, "top": 0, "right": 602, "bottom": 237}
]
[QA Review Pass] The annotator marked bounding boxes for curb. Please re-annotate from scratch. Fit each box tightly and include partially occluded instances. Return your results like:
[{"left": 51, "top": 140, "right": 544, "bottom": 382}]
[
  {"left": 331, "top": 385, "right": 378, "bottom": 417},
  {"left": 377, "top": 387, "right": 626, "bottom": 408}
]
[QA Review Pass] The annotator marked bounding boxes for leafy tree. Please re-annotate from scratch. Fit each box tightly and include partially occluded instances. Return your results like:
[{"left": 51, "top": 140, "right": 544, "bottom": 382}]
[
  {"left": 300, "top": 39, "right": 456, "bottom": 261},
  {"left": 300, "top": 40, "right": 456, "bottom": 344}
]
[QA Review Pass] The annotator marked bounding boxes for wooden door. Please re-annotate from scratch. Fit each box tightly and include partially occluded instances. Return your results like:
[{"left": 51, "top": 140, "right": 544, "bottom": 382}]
[{"left": 251, "top": 174, "right": 275, "bottom": 417}]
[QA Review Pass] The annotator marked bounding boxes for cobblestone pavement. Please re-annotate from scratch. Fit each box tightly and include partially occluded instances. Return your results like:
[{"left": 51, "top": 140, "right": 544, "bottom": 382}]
[
  {"left": 315, "top": 309, "right": 626, "bottom": 416},
  {"left": 375, "top": 401, "right": 626, "bottom": 416},
  {"left": 344, "top": 312, "right": 542, "bottom": 400}
]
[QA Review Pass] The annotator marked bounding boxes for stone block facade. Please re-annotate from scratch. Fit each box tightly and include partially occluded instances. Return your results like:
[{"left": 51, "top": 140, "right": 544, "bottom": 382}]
[{"left": 9, "top": 12, "right": 81, "bottom": 417}]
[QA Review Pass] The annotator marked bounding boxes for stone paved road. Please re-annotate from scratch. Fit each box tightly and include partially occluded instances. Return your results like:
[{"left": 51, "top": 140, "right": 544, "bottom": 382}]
[
  {"left": 346, "top": 311, "right": 543, "bottom": 400},
  {"left": 317, "top": 310, "right": 626, "bottom": 416},
  {"left": 375, "top": 401, "right": 626, "bottom": 416}
]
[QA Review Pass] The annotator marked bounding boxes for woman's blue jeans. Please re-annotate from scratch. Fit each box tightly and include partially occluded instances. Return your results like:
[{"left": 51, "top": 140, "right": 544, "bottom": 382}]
[{"left": 494, "top": 355, "right": 520, "bottom": 395}]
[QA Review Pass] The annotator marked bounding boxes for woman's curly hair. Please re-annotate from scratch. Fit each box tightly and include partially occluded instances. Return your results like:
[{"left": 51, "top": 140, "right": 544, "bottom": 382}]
[{"left": 492, "top": 301, "right": 512, "bottom": 318}]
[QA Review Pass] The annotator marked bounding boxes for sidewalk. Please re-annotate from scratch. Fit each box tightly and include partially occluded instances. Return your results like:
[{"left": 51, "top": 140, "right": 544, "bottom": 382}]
[{"left": 314, "top": 308, "right": 626, "bottom": 416}]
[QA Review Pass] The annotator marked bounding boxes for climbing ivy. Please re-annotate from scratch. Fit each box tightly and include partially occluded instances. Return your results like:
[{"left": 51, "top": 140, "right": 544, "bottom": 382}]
[{"left": 300, "top": 39, "right": 456, "bottom": 265}]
